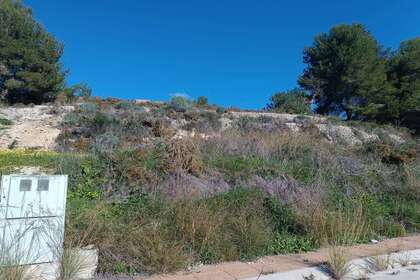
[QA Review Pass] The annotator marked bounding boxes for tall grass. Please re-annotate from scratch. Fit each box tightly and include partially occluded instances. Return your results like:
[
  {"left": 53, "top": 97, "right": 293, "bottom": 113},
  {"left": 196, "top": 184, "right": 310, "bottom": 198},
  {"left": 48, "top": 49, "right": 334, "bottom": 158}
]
[
  {"left": 302, "top": 205, "right": 371, "bottom": 246},
  {"left": 324, "top": 245, "right": 352, "bottom": 280},
  {"left": 365, "top": 253, "right": 392, "bottom": 272}
]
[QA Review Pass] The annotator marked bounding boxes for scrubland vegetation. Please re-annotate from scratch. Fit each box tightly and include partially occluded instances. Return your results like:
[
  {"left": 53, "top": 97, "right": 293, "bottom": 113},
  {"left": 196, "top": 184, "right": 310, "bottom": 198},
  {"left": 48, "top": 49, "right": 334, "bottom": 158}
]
[{"left": 1, "top": 99, "right": 419, "bottom": 276}]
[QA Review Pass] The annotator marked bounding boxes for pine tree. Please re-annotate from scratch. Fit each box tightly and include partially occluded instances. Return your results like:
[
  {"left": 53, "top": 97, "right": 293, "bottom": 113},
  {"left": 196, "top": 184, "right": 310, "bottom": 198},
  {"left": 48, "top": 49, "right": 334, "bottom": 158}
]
[
  {"left": 298, "top": 24, "right": 389, "bottom": 120},
  {"left": 0, "top": 0, "right": 65, "bottom": 104}
]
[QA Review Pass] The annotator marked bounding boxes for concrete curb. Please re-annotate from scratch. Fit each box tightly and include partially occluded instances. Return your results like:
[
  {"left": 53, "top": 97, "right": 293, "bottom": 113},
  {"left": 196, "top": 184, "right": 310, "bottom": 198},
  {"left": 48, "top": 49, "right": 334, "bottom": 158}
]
[
  {"left": 242, "top": 249, "right": 420, "bottom": 280},
  {"left": 141, "top": 235, "right": 420, "bottom": 280}
]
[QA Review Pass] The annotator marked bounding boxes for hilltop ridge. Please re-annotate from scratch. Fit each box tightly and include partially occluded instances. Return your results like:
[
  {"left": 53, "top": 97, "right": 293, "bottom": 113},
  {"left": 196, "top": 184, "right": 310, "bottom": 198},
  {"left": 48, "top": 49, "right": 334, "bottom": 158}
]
[{"left": 0, "top": 101, "right": 411, "bottom": 151}]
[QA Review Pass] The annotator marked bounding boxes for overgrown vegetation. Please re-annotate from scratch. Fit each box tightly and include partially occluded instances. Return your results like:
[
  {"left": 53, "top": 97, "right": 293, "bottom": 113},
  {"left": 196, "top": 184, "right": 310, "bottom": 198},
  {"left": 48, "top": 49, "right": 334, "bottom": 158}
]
[{"left": 2, "top": 98, "right": 419, "bottom": 276}]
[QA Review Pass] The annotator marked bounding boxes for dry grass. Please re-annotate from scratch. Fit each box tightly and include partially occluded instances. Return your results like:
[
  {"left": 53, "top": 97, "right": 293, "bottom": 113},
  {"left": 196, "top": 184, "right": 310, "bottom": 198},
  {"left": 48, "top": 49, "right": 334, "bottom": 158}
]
[
  {"left": 324, "top": 245, "right": 352, "bottom": 280},
  {"left": 394, "top": 251, "right": 412, "bottom": 267},
  {"left": 160, "top": 138, "right": 203, "bottom": 175},
  {"left": 103, "top": 222, "right": 191, "bottom": 274},
  {"left": 302, "top": 204, "right": 371, "bottom": 246},
  {"left": 0, "top": 266, "right": 29, "bottom": 280},
  {"left": 365, "top": 253, "right": 392, "bottom": 272},
  {"left": 172, "top": 200, "right": 223, "bottom": 253},
  {"left": 199, "top": 129, "right": 317, "bottom": 161},
  {"left": 56, "top": 248, "right": 92, "bottom": 280}
]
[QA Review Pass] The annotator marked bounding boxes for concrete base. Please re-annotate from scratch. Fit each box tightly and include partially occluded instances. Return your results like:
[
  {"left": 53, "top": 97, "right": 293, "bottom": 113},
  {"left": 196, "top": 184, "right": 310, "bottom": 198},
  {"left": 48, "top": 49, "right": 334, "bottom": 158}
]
[{"left": 25, "top": 246, "right": 98, "bottom": 280}]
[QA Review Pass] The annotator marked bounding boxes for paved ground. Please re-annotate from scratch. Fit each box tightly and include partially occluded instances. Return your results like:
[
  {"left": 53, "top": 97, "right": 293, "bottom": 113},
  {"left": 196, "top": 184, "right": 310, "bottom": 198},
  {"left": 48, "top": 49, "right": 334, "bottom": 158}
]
[
  {"left": 139, "top": 235, "right": 420, "bottom": 280},
  {"left": 372, "top": 270, "right": 420, "bottom": 280},
  {"left": 242, "top": 249, "right": 420, "bottom": 280},
  {"left": 242, "top": 268, "right": 420, "bottom": 280}
]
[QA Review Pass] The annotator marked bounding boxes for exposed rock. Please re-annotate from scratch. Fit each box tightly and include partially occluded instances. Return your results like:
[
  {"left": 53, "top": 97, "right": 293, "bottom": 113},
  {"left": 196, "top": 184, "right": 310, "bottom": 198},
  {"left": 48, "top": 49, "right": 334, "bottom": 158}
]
[
  {"left": 0, "top": 105, "right": 73, "bottom": 150},
  {"left": 387, "top": 133, "right": 406, "bottom": 144},
  {"left": 219, "top": 117, "right": 233, "bottom": 131},
  {"left": 284, "top": 122, "right": 300, "bottom": 132},
  {"left": 315, "top": 123, "right": 362, "bottom": 145},
  {"left": 223, "top": 111, "right": 397, "bottom": 146}
]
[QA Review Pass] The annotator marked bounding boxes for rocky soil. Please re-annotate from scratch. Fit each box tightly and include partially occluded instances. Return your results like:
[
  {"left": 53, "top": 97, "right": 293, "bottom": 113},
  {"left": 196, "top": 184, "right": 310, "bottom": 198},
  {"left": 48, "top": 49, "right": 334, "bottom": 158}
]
[
  {"left": 0, "top": 105, "right": 73, "bottom": 150},
  {"left": 224, "top": 111, "right": 407, "bottom": 146},
  {"left": 0, "top": 104, "right": 409, "bottom": 151}
]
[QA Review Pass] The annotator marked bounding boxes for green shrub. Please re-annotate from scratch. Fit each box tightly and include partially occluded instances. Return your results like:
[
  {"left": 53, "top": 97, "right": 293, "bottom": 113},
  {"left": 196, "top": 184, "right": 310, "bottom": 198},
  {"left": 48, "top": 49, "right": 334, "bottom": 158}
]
[
  {"left": 196, "top": 96, "right": 208, "bottom": 106},
  {"left": 267, "top": 88, "right": 311, "bottom": 114},
  {"left": 92, "top": 112, "right": 115, "bottom": 132},
  {"left": 268, "top": 233, "right": 317, "bottom": 254},
  {"left": 169, "top": 96, "right": 193, "bottom": 112},
  {"left": 216, "top": 106, "right": 226, "bottom": 114},
  {"left": 263, "top": 197, "right": 304, "bottom": 234}
]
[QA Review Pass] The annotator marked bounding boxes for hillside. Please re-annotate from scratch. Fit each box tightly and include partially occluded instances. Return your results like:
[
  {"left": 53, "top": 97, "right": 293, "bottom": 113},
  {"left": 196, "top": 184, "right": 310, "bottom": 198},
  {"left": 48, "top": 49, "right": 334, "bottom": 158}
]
[
  {"left": 0, "top": 99, "right": 419, "bottom": 277},
  {"left": 0, "top": 102, "right": 410, "bottom": 152}
]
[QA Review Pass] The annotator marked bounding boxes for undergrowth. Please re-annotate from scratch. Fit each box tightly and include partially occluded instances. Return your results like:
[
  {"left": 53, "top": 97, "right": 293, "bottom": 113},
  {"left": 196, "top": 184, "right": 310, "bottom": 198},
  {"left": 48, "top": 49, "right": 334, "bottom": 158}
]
[{"left": 1, "top": 101, "right": 419, "bottom": 276}]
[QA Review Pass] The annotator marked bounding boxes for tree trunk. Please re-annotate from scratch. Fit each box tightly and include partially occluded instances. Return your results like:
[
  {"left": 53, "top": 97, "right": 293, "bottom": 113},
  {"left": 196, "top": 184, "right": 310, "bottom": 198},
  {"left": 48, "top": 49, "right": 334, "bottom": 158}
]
[{"left": 345, "top": 109, "right": 353, "bottom": 120}]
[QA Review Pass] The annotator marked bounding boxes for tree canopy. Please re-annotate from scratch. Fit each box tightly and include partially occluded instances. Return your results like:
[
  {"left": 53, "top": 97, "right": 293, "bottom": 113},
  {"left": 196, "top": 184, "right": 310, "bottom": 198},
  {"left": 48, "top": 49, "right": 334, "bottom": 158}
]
[
  {"left": 267, "top": 88, "right": 311, "bottom": 114},
  {"left": 388, "top": 38, "right": 420, "bottom": 128},
  {"left": 298, "top": 24, "right": 389, "bottom": 120},
  {"left": 0, "top": 0, "right": 65, "bottom": 104}
]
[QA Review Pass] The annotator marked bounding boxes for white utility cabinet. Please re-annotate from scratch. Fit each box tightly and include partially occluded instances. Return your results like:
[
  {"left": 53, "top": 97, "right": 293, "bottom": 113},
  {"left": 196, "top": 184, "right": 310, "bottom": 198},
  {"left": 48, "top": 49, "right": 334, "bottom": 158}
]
[{"left": 0, "top": 175, "right": 68, "bottom": 265}]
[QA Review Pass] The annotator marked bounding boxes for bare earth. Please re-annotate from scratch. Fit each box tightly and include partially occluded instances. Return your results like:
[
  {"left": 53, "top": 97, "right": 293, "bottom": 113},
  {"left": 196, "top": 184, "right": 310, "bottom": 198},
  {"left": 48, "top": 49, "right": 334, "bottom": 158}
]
[
  {"left": 140, "top": 235, "right": 420, "bottom": 280},
  {"left": 0, "top": 105, "right": 73, "bottom": 150}
]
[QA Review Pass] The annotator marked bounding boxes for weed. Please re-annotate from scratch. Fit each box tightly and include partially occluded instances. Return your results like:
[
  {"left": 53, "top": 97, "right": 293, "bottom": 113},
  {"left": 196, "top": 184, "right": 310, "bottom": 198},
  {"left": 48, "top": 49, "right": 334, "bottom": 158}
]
[
  {"left": 365, "top": 253, "right": 392, "bottom": 272},
  {"left": 159, "top": 138, "right": 203, "bottom": 176},
  {"left": 268, "top": 233, "right": 317, "bottom": 254},
  {"left": 394, "top": 252, "right": 412, "bottom": 267},
  {"left": 0, "top": 266, "right": 29, "bottom": 280},
  {"left": 324, "top": 246, "right": 352, "bottom": 280},
  {"left": 56, "top": 249, "right": 91, "bottom": 280},
  {"left": 302, "top": 204, "right": 371, "bottom": 246}
]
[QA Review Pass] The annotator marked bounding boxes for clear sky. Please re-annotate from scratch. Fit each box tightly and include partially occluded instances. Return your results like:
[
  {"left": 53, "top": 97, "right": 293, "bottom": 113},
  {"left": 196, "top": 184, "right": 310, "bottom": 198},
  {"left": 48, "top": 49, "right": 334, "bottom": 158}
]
[{"left": 25, "top": 0, "right": 420, "bottom": 109}]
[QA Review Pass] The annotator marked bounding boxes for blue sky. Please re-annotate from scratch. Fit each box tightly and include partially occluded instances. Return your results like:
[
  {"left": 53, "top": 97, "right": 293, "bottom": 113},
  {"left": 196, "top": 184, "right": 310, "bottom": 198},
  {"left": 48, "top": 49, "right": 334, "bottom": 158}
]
[{"left": 25, "top": 0, "right": 420, "bottom": 109}]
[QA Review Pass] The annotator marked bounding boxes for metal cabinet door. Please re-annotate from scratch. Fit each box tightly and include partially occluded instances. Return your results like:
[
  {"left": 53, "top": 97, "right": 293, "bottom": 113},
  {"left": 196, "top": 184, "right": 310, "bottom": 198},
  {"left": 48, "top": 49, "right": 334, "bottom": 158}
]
[
  {"left": 0, "top": 217, "right": 64, "bottom": 264},
  {"left": 2, "top": 176, "right": 67, "bottom": 219},
  {"left": 0, "top": 175, "right": 68, "bottom": 265}
]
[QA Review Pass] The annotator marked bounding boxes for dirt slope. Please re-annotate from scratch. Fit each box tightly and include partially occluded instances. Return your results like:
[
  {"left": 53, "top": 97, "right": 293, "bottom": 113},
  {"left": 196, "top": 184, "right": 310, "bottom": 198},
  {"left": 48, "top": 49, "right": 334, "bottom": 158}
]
[{"left": 0, "top": 105, "right": 73, "bottom": 150}]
